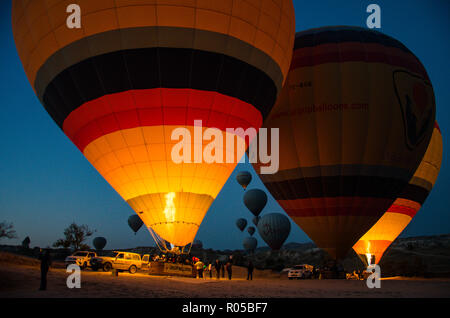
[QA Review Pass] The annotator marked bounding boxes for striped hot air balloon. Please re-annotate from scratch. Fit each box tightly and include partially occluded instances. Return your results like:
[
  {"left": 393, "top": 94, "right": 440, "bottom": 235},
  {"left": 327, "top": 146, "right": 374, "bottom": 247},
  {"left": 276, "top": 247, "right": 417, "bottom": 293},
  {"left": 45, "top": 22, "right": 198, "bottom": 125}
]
[
  {"left": 253, "top": 26, "right": 436, "bottom": 259},
  {"left": 12, "top": 1, "right": 295, "bottom": 249},
  {"left": 353, "top": 122, "right": 443, "bottom": 265}
]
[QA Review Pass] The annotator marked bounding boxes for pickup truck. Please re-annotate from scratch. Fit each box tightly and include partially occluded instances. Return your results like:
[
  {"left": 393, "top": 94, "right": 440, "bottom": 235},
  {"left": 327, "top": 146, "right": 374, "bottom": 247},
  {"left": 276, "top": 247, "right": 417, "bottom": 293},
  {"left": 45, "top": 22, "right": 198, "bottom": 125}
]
[
  {"left": 90, "top": 251, "right": 149, "bottom": 274},
  {"left": 288, "top": 264, "right": 314, "bottom": 279},
  {"left": 64, "top": 251, "right": 97, "bottom": 269}
]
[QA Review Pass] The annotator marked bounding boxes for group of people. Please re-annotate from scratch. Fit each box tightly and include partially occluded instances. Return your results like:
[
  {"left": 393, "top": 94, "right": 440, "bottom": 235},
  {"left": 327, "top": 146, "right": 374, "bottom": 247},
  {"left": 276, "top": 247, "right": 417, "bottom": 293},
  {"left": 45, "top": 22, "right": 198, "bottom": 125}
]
[
  {"left": 193, "top": 258, "right": 255, "bottom": 281},
  {"left": 193, "top": 258, "right": 232, "bottom": 279}
]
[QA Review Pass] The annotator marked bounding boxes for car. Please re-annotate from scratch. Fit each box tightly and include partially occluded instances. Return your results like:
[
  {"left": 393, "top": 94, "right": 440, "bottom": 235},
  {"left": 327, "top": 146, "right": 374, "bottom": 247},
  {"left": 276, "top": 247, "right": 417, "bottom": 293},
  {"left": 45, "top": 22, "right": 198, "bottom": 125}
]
[
  {"left": 64, "top": 251, "right": 97, "bottom": 269},
  {"left": 288, "top": 264, "right": 314, "bottom": 279},
  {"left": 90, "top": 251, "right": 149, "bottom": 274}
]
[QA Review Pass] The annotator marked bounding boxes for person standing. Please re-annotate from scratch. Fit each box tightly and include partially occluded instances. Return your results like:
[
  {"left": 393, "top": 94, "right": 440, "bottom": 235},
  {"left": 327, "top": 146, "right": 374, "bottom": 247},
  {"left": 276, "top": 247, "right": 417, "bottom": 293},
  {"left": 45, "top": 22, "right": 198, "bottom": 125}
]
[
  {"left": 226, "top": 260, "right": 232, "bottom": 280},
  {"left": 194, "top": 259, "right": 204, "bottom": 279},
  {"left": 214, "top": 259, "right": 221, "bottom": 279},
  {"left": 221, "top": 262, "right": 225, "bottom": 278},
  {"left": 247, "top": 261, "right": 254, "bottom": 280},
  {"left": 208, "top": 263, "right": 212, "bottom": 279},
  {"left": 39, "top": 249, "right": 51, "bottom": 290}
]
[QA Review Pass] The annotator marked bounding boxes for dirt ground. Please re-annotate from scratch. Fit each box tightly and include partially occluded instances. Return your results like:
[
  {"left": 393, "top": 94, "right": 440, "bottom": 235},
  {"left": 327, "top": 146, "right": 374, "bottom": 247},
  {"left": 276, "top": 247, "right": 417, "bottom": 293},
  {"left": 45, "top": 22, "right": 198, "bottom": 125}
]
[{"left": 1, "top": 262, "right": 450, "bottom": 298}]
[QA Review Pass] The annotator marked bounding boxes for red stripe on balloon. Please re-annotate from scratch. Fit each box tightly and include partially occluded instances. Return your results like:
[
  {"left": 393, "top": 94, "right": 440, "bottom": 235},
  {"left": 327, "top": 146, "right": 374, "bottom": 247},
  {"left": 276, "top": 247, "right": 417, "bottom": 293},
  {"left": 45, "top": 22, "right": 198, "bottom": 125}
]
[
  {"left": 290, "top": 42, "right": 428, "bottom": 79},
  {"left": 387, "top": 204, "right": 418, "bottom": 218},
  {"left": 434, "top": 121, "right": 441, "bottom": 134},
  {"left": 62, "top": 88, "right": 263, "bottom": 152},
  {"left": 281, "top": 196, "right": 392, "bottom": 217},
  {"left": 286, "top": 206, "right": 386, "bottom": 217}
]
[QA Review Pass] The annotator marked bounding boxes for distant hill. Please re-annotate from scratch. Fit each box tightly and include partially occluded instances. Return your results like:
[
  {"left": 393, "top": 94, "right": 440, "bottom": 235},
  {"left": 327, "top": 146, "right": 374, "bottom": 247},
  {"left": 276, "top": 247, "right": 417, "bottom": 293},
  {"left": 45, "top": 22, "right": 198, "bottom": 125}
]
[{"left": 1, "top": 234, "right": 449, "bottom": 277}]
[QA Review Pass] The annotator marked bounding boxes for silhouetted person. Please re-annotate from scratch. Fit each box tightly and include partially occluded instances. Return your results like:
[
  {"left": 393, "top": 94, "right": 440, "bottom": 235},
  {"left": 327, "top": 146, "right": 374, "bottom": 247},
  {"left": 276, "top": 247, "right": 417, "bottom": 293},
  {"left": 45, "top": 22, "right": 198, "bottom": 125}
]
[
  {"left": 226, "top": 261, "right": 232, "bottom": 280},
  {"left": 221, "top": 262, "right": 225, "bottom": 278},
  {"left": 214, "top": 259, "right": 221, "bottom": 279},
  {"left": 39, "top": 249, "right": 51, "bottom": 290},
  {"left": 247, "top": 261, "right": 254, "bottom": 280}
]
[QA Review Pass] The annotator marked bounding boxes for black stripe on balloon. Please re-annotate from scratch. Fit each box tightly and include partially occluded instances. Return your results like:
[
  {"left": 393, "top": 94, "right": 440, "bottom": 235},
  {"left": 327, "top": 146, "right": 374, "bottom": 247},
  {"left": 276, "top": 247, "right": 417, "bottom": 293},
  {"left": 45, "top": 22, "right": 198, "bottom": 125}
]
[
  {"left": 399, "top": 184, "right": 430, "bottom": 205},
  {"left": 263, "top": 176, "right": 407, "bottom": 200},
  {"left": 294, "top": 28, "right": 412, "bottom": 55},
  {"left": 42, "top": 47, "right": 277, "bottom": 127}
]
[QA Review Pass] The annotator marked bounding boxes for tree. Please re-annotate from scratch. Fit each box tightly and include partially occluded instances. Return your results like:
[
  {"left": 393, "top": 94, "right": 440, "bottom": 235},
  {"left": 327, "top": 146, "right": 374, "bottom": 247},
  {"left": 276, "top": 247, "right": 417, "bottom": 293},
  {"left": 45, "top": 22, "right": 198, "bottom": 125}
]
[
  {"left": 0, "top": 221, "right": 17, "bottom": 240},
  {"left": 22, "top": 236, "right": 31, "bottom": 249},
  {"left": 53, "top": 223, "right": 95, "bottom": 250}
]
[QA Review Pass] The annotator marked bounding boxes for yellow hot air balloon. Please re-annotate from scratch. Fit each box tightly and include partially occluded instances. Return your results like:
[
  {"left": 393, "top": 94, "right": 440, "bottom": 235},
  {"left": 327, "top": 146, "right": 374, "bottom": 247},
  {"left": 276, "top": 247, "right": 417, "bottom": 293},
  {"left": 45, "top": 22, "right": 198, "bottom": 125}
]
[
  {"left": 253, "top": 26, "right": 436, "bottom": 260},
  {"left": 12, "top": 0, "right": 295, "bottom": 251},
  {"left": 353, "top": 122, "right": 443, "bottom": 265}
]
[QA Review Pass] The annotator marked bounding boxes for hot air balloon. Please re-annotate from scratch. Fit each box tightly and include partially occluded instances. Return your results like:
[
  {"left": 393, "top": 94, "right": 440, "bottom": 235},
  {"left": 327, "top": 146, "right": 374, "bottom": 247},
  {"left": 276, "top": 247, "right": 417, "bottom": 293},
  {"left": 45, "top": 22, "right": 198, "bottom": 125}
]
[
  {"left": 252, "top": 216, "right": 260, "bottom": 226},
  {"left": 93, "top": 237, "right": 107, "bottom": 251},
  {"left": 236, "top": 218, "right": 247, "bottom": 232},
  {"left": 257, "top": 213, "right": 290, "bottom": 250},
  {"left": 243, "top": 189, "right": 268, "bottom": 217},
  {"left": 12, "top": 1, "right": 295, "bottom": 252},
  {"left": 253, "top": 26, "right": 435, "bottom": 259},
  {"left": 247, "top": 226, "right": 256, "bottom": 236},
  {"left": 236, "top": 171, "right": 252, "bottom": 190},
  {"left": 243, "top": 237, "right": 258, "bottom": 253},
  {"left": 128, "top": 215, "right": 143, "bottom": 235},
  {"left": 353, "top": 122, "right": 442, "bottom": 265}
]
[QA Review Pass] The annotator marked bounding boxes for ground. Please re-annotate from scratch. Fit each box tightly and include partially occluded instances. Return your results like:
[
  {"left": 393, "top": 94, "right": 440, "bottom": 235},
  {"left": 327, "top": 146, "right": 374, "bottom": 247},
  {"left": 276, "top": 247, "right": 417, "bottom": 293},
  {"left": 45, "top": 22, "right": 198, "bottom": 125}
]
[{"left": 1, "top": 260, "right": 450, "bottom": 298}]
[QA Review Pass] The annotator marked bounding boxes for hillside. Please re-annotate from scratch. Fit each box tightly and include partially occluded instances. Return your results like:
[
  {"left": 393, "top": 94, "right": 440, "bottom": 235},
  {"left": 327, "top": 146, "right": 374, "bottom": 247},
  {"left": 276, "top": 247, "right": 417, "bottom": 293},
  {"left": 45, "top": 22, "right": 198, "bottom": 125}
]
[{"left": 1, "top": 234, "right": 449, "bottom": 277}]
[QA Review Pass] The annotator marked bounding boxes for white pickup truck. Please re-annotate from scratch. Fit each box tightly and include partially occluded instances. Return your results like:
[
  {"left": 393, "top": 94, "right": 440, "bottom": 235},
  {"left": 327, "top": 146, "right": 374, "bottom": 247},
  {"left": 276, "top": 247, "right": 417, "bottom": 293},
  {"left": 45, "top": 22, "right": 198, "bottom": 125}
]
[
  {"left": 64, "top": 251, "right": 97, "bottom": 269},
  {"left": 90, "top": 251, "right": 150, "bottom": 274},
  {"left": 288, "top": 264, "right": 314, "bottom": 279}
]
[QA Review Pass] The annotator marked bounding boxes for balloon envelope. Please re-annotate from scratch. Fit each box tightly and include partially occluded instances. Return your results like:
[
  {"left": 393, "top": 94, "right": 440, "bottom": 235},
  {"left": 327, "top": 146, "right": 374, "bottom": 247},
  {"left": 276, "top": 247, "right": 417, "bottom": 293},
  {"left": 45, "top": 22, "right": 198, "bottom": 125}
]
[
  {"left": 257, "top": 213, "right": 291, "bottom": 250},
  {"left": 243, "top": 237, "right": 258, "bottom": 252},
  {"left": 12, "top": 0, "right": 295, "bottom": 249},
  {"left": 236, "top": 218, "right": 247, "bottom": 232},
  {"left": 353, "top": 122, "right": 442, "bottom": 264},
  {"left": 247, "top": 226, "right": 256, "bottom": 236},
  {"left": 93, "top": 237, "right": 107, "bottom": 250},
  {"left": 252, "top": 216, "right": 260, "bottom": 226},
  {"left": 128, "top": 215, "right": 144, "bottom": 234},
  {"left": 253, "top": 26, "right": 435, "bottom": 259},
  {"left": 243, "top": 189, "right": 268, "bottom": 217},
  {"left": 236, "top": 171, "right": 252, "bottom": 190}
]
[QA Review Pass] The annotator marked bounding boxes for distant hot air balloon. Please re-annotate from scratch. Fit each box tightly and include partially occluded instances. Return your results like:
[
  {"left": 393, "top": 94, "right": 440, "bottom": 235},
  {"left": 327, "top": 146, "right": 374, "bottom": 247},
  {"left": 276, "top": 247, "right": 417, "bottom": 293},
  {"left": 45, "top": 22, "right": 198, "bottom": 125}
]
[
  {"left": 236, "top": 171, "right": 252, "bottom": 190},
  {"left": 93, "top": 237, "right": 107, "bottom": 251},
  {"left": 252, "top": 216, "right": 260, "bottom": 226},
  {"left": 247, "top": 226, "right": 256, "bottom": 236},
  {"left": 257, "top": 213, "right": 291, "bottom": 250},
  {"left": 353, "top": 122, "right": 443, "bottom": 265},
  {"left": 253, "top": 26, "right": 435, "bottom": 259},
  {"left": 12, "top": 0, "right": 295, "bottom": 252},
  {"left": 128, "top": 215, "right": 143, "bottom": 235},
  {"left": 243, "top": 189, "right": 268, "bottom": 217},
  {"left": 243, "top": 237, "right": 258, "bottom": 253},
  {"left": 236, "top": 218, "right": 248, "bottom": 232}
]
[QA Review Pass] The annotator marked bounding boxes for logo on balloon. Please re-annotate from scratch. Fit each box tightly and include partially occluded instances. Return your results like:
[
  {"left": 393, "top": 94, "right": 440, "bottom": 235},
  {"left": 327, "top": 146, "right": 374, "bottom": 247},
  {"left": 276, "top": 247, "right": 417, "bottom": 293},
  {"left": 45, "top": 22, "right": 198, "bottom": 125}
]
[{"left": 394, "top": 70, "right": 434, "bottom": 150}]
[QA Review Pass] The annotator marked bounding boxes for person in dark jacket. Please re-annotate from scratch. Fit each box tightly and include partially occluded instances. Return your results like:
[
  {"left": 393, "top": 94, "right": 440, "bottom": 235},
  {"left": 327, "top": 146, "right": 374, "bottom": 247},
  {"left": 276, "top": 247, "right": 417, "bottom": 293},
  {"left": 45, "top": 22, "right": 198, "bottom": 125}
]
[
  {"left": 247, "top": 261, "right": 254, "bottom": 280},
  {"left": 225, "top": 260, "right": 232, "bottom": 280},
  {"left": 214, "top": 259, "right": 221, "bottom": 279},
  {"left": 221, "top": 262, "right": 225, "bottom": 278},
  {"left": 38, "top": 249, "right": 51, "bottom": 290}
]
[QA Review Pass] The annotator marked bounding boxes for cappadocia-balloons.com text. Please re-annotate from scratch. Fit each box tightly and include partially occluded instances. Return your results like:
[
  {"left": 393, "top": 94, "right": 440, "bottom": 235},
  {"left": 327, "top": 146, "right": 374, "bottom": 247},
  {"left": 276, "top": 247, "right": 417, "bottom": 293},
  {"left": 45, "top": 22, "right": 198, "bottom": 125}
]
[{"left": 170, "top": 120, "right": 279, "bottom": 174}]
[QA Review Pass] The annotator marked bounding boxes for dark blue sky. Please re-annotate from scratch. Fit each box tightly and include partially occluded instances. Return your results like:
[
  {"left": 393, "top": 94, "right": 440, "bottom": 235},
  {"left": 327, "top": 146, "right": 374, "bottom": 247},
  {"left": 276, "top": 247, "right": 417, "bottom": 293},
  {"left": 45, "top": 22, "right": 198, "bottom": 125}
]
[{"left": 0, "top": 0, "right": 449, "bottom": 250}]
